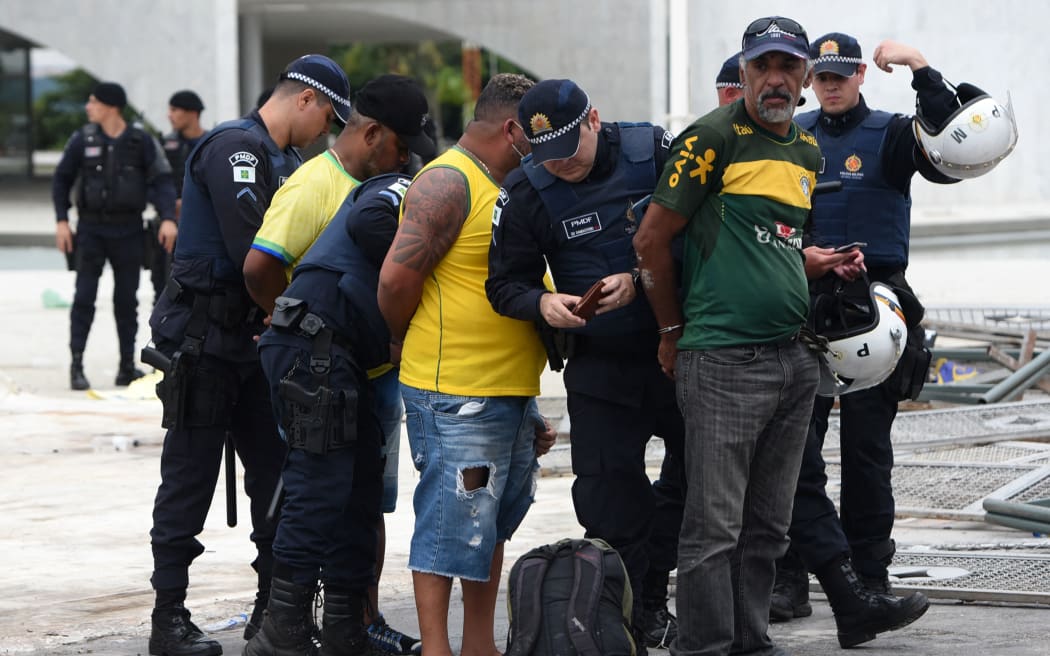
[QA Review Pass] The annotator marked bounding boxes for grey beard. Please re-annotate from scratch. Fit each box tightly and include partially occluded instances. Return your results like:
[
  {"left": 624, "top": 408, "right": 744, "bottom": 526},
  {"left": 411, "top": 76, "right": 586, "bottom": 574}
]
[{"left": 757, "top": 101, "right": 795, "bottom": 124}]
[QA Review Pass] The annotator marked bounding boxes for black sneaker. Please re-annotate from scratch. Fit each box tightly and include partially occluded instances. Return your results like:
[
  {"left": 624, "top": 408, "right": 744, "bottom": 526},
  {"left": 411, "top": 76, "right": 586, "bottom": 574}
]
[
  {"left": 770, "top": 563, "right": 812, "bottom": 623},
  {"left": 638, "top": 605, "right": 678, "bottom": 649},
  {"left": 366, "top": 614, "right": 422, "bottom": 655}
]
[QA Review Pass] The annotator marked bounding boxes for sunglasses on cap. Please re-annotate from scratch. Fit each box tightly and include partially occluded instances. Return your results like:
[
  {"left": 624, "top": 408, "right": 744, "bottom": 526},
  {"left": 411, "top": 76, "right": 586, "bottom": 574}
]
[{"left": 743, "top": 17, "right": 808, "bottom": 41}]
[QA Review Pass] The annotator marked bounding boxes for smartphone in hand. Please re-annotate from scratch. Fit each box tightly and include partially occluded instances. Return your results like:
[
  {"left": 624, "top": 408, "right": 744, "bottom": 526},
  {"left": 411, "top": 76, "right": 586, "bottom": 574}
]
[{"left": 833, "top": 241, "right": 867, "bottom": 253}]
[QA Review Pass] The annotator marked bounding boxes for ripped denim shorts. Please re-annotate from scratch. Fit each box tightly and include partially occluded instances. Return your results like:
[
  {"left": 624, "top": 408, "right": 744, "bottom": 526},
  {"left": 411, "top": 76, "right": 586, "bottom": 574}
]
[{"left": 401, "top": 384, "right": 541, "bottom": 580}]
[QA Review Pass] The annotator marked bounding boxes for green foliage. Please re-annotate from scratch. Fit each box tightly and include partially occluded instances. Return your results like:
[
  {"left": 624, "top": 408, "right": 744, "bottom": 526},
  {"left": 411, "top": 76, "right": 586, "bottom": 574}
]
[
  {"left": 33, "top": 68, "right": 95, "bottom": 150},
  {"left": 32, "top": 68, "right": 154, "bottom": 149},
  {"left": 329, "top": 41, "right": 534, "bottom": 141}
]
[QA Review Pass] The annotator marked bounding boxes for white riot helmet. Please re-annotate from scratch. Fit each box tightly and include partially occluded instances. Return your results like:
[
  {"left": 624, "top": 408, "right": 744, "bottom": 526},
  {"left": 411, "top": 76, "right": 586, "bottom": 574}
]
[
  {"left": 812, "top": 281, "right": 908, "bottom": 397},
  {"left": 913, "top": 82, "right": 1018, "bottom": 180}
]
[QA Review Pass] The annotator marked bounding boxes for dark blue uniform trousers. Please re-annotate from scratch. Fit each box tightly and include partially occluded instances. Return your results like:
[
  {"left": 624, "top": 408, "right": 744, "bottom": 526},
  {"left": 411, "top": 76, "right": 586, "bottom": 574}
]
[
  {"left": 70, "top": 221, "right": 143, "bottom": 359},
  {"left": 150, "top": 351, "right": 285, "bottom": 593},
  {"left": 565, "top": 348, "right": 685, "bottom": 625},
  {"left": 787, "top": 383, "right": 898, "bottom": 578},
  {"left": 259, "top": 337, "right": 383, "bottom": 590}
]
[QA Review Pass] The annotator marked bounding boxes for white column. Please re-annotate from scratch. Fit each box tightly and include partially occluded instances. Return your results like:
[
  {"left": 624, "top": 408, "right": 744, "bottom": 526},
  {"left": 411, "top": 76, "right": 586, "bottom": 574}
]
[
  {"left": 667, "top": 0, "right": 691, "bottom": 133},
  {"left": 239, "top": 10, "right": 264, "bottom": 116}
]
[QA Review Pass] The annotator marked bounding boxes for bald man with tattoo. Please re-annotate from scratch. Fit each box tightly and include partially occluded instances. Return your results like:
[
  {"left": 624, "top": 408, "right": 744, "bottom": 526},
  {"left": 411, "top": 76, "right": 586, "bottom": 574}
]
[{"left": 378, "top": 73, "right": 556, "bottom": 656}]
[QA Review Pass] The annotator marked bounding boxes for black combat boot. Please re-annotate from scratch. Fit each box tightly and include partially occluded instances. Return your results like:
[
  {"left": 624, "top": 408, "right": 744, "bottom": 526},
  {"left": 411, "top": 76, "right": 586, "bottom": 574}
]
[
  {"left": 70, "top": 352, "right": 90, "bottom": 390},
  {"left": 116, "top": 356, "right": 146, "bottom": 386},
  {"left": 244, "top": 588, "right": 269, "bottom": 641},
  {"left": 318, "top": 586, "right": 371, "bottom": 656},
  {"left": 769, "top": 554, "right": 812, "bottom": 622},
  {"left": 149, "top": 603, "right": 222, "bottom": 656},
  {"left": 814, "top": 555, "right": 930, "bottom": 649},
  {"left": 243, "top": 575, "right": 319, "bottom": 656}
]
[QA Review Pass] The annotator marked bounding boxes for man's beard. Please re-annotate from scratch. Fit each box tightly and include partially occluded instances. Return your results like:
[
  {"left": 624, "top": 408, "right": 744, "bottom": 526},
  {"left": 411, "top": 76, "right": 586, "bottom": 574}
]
[{"left": 757, "top": 90, "right": 796, "bottom": 123}]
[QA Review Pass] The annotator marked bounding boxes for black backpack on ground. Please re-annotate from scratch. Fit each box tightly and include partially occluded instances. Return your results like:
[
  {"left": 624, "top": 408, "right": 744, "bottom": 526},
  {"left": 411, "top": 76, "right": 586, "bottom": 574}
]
[{"left": 506, "top": 538, "right": 636, "bottom": 656}]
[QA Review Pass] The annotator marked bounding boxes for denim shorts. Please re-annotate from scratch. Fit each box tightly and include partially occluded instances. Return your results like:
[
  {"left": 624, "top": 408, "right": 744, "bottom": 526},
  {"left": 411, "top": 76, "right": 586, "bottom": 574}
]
[
  {"left": 372, "top": 368, "right": 404, "bottom": 514},
  {"left": 401, "top": 384, "right": 542, "bottom": 580}
]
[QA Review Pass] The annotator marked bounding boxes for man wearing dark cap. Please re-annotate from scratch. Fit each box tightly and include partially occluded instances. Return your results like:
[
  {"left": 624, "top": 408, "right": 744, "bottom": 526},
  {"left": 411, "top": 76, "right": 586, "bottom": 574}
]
[
  {"left": 245, "top": 74, "right": 435, "bottom": 315},
  {"left": 145, "top": 54, "right": 348, "bottom": 656},
  {"left": 147, "top": 90, "right": 209, "bottom": 305},
  {"left": 379, "top": 73, "right": 557, "bottom": 656},
  {"left": 52, "top": 81, "right": 177, "bottom": 391},
  {"left": 715, "top": 52, "right": 745, "bottom": 106},
  {"left": 769, "top": 33, "right": 965, "bottom": 648},
  {"left": 634, "top": 49, "right": 754, "bottom": 645},
  {"left": 634, "top": 16, "right": 827, "bottom": 655},
  {"left": 242, "top": 73, "right": 435, "bottom": 656},
  {"left": 486, "top": 77, "right": 684, "bottom": 653}
]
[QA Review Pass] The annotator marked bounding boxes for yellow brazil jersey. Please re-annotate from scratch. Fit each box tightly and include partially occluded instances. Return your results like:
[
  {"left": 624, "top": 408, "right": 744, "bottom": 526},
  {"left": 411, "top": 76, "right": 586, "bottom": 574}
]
[
  {"left": 399, "top": 146, "right": 546, "bottom": 396},
  {"left": 251, "top": 150, "right": 360, "bottom": 282}
]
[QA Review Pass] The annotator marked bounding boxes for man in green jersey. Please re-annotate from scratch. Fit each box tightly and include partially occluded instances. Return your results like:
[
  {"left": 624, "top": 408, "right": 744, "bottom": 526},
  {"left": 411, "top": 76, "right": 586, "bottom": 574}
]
[{"left": 633, "top": 16, "right": 845, "bottom": 656}]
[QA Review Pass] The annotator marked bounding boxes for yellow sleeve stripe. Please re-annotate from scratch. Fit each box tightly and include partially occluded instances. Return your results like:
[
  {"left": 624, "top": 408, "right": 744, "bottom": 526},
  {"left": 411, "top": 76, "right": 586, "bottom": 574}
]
[{"left": 720, "top": 160, "right": 816, "bottom": 209}]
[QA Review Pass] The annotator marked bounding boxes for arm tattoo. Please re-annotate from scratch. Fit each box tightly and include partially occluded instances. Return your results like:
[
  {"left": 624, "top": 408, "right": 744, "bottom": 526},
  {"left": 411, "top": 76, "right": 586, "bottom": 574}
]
[{"left": 391, "top": 167, "right": 469, "bottom": 274}]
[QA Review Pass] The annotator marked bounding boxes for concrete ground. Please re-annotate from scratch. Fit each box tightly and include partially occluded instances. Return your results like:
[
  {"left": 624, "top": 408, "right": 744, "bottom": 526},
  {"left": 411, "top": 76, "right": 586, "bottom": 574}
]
[{"left": 1, "top": 180, "right": 1049, "bottom": 654}]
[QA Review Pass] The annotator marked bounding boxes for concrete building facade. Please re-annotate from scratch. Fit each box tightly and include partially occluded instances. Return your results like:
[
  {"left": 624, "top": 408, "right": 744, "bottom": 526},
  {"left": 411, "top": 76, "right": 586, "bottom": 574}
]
[{"left": 1, "top": 0, "right": 1043, "bottom": 219}]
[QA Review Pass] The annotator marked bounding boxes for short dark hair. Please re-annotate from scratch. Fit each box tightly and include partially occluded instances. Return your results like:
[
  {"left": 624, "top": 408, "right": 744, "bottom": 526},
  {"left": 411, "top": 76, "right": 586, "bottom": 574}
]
[
  {"left": 273, "top": 78, "right": 311, "bottom": 98},
  {"left": 474, "top": 73, "right": 534, "bottom": 122}
]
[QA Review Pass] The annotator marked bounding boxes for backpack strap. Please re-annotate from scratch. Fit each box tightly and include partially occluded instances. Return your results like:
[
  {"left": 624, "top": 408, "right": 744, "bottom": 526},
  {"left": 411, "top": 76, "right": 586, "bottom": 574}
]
[
  {"left": 566, "top": 540, "right": 606, "bottom": 656},
  {"left": 505, "top": 546, "right": 556, "bottom": 656}
]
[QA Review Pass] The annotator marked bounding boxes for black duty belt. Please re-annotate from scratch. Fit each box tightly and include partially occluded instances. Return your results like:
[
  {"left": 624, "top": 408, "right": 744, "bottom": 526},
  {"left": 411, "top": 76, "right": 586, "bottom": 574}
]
[
  {"left": 77, "top": 210, "right": 142, "bottom": 225},
  {"left": 163, "top": 278, "right": 259, "bottom": 330}
]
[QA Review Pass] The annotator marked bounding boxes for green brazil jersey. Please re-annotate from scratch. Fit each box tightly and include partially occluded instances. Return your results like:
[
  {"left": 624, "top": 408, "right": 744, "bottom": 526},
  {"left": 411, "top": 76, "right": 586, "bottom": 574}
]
[{"left": 652, "top": 101, "right": 821, "bottom": 350}]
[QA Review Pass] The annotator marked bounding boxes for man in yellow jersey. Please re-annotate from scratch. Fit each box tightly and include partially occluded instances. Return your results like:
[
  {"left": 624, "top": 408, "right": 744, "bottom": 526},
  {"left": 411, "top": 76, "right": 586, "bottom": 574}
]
[
  {"left": 244, "top": 75, "right": 435, "bottom": 315},
  {"left": 378, "top": 73, "right": 555, "bottom": 656},
  {"left": 241, "top": 74, "right": 435, "bottom": 651}
]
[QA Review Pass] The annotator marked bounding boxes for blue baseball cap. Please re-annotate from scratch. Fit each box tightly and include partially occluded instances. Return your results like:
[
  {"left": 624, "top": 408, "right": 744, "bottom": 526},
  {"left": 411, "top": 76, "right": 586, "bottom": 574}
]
[
  {"left": 518, "top": 79, "right": 592, "bottom": 165},
  {"left": 741, "top": 16, "right": 810, "bottom": 61},
  {"left": 279, "top": 54, "right": 352, "bottom": 125},
  {"left": 716, "top": 52, "right": 743, "bottom": 88}
]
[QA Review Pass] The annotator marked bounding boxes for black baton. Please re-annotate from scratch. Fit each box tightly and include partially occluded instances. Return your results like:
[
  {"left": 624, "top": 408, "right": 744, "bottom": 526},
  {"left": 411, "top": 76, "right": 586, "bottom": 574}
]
[{"left": 225, "top": 432, "right": 237, "bottom": 527}]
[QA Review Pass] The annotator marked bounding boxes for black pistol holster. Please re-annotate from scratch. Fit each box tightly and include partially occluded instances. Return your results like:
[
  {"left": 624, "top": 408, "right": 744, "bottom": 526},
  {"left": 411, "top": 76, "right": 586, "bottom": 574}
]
[
  {"left": 146, "top": 279, "right": 247, "bottom": 430},
  {"left": 272, "top": 296, "right": 359, "bottom": 455}
]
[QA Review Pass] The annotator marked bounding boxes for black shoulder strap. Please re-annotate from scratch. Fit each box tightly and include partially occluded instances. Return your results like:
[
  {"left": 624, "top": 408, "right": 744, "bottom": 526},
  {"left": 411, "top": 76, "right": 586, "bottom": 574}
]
[
  {"left": 505, "top": 546, "right": 555, "bottom": 656},
  {"left": 566, "top": 540, "right": 606, "bottom": 656}
]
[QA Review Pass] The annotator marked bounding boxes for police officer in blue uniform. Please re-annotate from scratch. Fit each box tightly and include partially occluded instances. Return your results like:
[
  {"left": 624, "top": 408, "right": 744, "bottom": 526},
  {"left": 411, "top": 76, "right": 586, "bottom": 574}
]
[
  {"left": 151, "top": 90, "right": 209, "bottom": 304},
  {"left": 486, "top": 79, "right": 685, "bottom": 654},
  {"left": 246, "top": 170, "right": 423, "bottom": 656},
  {"left": 770, "top": 34, "right": 961, "bottom": 648},
  {"left": 52, "top": 81, "right": 176, "bottom": 390},
  {"left": 145, "top": 55, "right": 351, "bottom": 656}
]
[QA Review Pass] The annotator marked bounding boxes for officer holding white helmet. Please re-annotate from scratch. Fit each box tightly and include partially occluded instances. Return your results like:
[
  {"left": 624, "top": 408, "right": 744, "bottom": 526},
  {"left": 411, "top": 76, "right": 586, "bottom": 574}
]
[{"left": 773, "top": 33, "right": 1016, "bottom": 649}]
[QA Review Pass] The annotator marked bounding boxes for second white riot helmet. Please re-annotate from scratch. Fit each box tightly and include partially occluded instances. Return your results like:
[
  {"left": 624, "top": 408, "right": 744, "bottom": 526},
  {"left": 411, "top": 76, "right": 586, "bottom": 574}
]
[
  {"left": 913, "top": 82, "right": 1018, "bottom": 180},
  {"left": 812, "top": 281, "right": 908, "bottom": 397}
]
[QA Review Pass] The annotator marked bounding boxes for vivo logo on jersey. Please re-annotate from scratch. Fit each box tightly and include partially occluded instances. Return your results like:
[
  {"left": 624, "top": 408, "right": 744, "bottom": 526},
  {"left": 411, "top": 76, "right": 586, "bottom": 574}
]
[{"left": 563, "top": 212, "right": 602, "bottom": 240}]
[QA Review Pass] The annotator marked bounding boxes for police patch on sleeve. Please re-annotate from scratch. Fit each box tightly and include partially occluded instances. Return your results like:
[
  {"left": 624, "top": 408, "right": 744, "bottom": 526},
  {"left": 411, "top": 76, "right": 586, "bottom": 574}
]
[
  {"left": 229, "top": 151, "right": 258, "bottom": 184},
  {"left": 492, "top": 187, "right": 510, "bottom": 227},
  {"left": 233, "top": 166, "right": 256, "bottom": 183}
]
